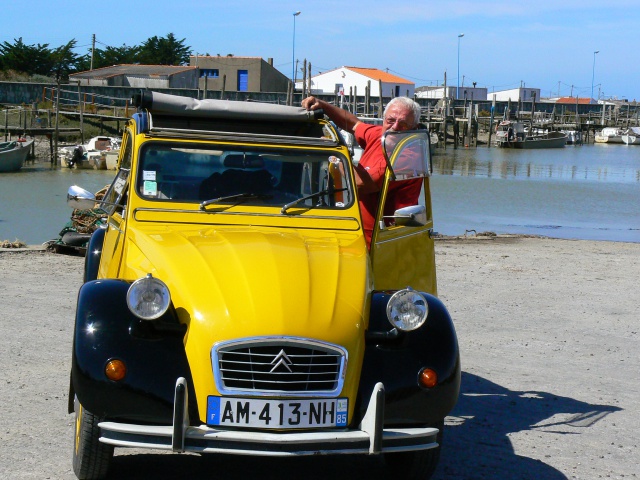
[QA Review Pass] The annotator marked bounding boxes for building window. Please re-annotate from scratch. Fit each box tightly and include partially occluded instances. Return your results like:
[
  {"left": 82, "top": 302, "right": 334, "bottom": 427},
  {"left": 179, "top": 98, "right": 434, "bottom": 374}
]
[{"left": 200, "top": 69, "right": 219, "bottom": 78}]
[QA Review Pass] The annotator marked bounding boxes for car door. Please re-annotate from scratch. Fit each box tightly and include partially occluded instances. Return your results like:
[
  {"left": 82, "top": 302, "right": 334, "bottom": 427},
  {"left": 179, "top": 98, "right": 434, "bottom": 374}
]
[
  {"left": 369, "top": 130, "right": 437, "bottom": 295},
  {"left": 97, "top": 132, "right": 132, "bottom": 279}
]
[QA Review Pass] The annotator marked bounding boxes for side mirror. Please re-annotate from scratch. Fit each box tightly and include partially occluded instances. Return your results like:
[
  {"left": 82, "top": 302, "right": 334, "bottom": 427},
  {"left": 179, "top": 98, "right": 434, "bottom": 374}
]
[
  {"left": 390, "top": 205, "right": 427, "bottom": 227},
  {"left": 67, "top": 185, "right": 98, "bottom": 209}
]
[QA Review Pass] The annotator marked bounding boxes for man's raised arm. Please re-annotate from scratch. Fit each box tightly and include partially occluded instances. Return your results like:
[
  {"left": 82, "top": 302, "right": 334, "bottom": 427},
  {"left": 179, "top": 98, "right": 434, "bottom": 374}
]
[{"left": 301, "top": 96, "right": 361, "bottom": 134}]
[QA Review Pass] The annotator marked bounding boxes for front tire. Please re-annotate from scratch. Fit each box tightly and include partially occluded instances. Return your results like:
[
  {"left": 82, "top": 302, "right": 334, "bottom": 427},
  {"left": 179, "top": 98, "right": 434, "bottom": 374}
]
[
  {"left": 72, "top": 397, "right": 114, "bottom": 480},
  {"left": 384, "top": 420, "right": 444, "bottom": 479}
]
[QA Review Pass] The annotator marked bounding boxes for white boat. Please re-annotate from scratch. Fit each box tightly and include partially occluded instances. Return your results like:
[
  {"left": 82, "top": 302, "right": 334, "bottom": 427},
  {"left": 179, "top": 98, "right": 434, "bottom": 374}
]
[
  {"left": 594, "top": 127, "right": 625, "bottom": 144},
  {"left": 59, "top": 136, "right": 120, "bottom": 169},
  {"left": 0, "top": 137, "right": 34, "bottom": 172},
  {"left": 561, "top": 130, "right": 582, "bottom": 145},
  {"left": 495, "top": 121, "right": 567, "bottom": 149},
  {"left": 621, "top": 127, "right": 640, "bottom": 145}
]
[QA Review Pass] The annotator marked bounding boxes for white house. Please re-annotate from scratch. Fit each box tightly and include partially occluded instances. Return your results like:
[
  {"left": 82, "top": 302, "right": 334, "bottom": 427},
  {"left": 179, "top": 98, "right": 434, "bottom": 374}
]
[
  {"left": 297, "top": 66, "right": 414, "bottom": 98},
  {"left": 487, "top": 87, "right": 542, "bottom": 102}
]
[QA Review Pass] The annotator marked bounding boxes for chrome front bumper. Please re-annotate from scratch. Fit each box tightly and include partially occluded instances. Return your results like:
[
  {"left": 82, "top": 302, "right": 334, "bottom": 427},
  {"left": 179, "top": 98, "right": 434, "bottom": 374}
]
[{"left": 98, "top": 378, "right": 438, "bottom": 456}]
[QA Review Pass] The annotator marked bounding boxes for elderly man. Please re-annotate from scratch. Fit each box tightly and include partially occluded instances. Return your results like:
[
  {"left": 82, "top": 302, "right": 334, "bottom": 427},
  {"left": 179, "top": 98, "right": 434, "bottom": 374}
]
[{"left": 301, "top": 96, "right": 422, "bottom": 247}]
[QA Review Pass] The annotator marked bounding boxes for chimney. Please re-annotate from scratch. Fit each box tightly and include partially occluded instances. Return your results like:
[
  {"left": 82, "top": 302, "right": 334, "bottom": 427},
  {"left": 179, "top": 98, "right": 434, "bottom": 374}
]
[{"left": 268, "top": 58, "right": 273, "bottom": 66}]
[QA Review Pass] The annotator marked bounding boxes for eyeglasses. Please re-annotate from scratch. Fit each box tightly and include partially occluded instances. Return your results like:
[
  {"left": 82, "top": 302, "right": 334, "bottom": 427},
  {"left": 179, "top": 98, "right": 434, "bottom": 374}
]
[{"left": 383, "top": 116, "right": 413, "bottom": 130}]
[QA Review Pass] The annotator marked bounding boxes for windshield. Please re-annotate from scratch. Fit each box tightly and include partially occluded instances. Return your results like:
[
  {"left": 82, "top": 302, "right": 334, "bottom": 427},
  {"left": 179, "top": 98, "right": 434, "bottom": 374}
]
[{"left": 136, "top": 143, "right": 353, "bottom": 210}]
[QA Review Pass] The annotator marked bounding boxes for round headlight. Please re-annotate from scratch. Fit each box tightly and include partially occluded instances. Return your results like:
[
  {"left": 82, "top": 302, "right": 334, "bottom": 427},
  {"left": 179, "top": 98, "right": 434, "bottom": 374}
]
[
  {"left": 126, "top": 274, "right": 171, "bottom": 320},
  {"left": 386, "top": 288, "right": 428, "bottom": 331}
]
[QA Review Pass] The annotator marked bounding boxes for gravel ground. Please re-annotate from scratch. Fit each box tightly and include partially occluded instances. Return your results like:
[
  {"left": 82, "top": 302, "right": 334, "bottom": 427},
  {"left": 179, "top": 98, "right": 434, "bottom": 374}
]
[{"left": 0, "top": 236, "right": 638, "bottom": 479}]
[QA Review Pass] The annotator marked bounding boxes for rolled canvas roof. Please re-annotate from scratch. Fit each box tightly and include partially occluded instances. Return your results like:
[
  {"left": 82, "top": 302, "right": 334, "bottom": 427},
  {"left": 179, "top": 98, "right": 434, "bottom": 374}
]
[{"left": 133, "top": 91, "right": 321, "bottom": 122}]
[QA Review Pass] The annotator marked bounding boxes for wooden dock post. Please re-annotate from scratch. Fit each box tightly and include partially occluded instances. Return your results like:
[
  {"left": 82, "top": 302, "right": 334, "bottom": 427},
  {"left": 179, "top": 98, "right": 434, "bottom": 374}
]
[
  {"left": 353, "top": 86, "right": 357, "bottom": 115},
  {"left": 365, "top": 81, "right": 371, "bottom": 117},
  {"left": 378, "top": 80, "right": 383, "bottom": 118},
  {"left": 301, "top": 60, "right": 306, "bottom": 98},
  {"left": 488, "top": 94, "right": 496, "bottom": 148},
  {"left": 53, "top": 83, "right": 60, "bottom": 166},
  {"left": 78, "top": 84, "right": 84, "bottom": 144}
]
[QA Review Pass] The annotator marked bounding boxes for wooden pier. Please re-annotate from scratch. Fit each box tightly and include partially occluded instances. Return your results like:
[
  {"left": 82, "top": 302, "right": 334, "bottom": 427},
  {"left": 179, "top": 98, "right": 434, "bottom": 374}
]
[
  {"left": 3, "top": 105, "right": 127, "bottom": 165},
  {"left": 4, "top": 91, "right": 639, "bottom": 158}
]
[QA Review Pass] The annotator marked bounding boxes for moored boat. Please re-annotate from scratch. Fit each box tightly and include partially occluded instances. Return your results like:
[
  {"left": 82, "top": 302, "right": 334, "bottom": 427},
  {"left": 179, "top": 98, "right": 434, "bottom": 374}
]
[
  {"left": 495, "top": 121, "right": 566, "bottom": 149},
  {"left": 59, "top": 136, "right": 120, "bottom": 169},
  {"left": 0, "top": 137, "right": 34, "bottom": 172},
  {"left": 621, "top": 127, "right": 640, "bottom": 145},
  {"left": 594, "top": 127, "right": 625, "bottom": 144},
  {"left": 562, "top": 130, "right": 582, "bottom": 145}
]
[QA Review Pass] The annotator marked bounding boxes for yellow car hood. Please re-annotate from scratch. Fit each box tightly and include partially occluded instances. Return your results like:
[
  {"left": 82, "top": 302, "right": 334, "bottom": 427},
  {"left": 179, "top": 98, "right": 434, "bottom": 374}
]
[{"left": 123, "top": 224, "right": 370, "bottom": 411}]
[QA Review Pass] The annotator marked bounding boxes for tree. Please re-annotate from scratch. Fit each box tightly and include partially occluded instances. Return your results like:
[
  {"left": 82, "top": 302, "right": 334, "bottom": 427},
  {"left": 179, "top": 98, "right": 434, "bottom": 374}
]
[
  {"left": 76, "top": 44, "right": 141, "bottom": 71},
  {"left": 0, "top": 37, "right": 53, "bottom": 76},
  {"left": 100, "top": 44, "right": 141, "bottom": 67},
  {"left": 0, "top": 33, "right": 193, "bottom": 79},
  {"left": 138, "top": 33, "right": 191, "bottom": 65},
  {"left": 50, "top": 40, "right": 82, "bottom": 82}
]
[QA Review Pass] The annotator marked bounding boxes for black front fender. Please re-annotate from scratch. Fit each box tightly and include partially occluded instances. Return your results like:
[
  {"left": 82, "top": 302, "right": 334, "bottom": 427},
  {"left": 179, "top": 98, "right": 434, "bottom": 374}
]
[
  {"left": 356, "top": 292, "right": 461, "bottom": 426},
  {"left": 83, "top": 227, "right": 105, "bottom": 282},
  {"left": 71, "top": 279, "right": 197, "bottom": 424}
]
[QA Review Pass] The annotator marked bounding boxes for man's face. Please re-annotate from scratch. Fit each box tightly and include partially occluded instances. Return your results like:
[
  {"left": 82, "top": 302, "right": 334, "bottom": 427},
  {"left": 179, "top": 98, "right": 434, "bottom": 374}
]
[{"left": 382, "top": 104, "right": 415, "bottom": 133}]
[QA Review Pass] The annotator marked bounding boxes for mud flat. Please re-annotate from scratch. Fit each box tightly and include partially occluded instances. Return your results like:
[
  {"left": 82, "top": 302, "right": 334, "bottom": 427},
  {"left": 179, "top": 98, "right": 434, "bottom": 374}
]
[{"left": 0, "top": 236, "right": 638, "bottom": 479}]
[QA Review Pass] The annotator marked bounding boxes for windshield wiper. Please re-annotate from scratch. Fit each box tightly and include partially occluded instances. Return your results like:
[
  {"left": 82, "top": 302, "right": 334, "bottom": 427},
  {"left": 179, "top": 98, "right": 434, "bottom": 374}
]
[
  {"left": 280, "top": 188, "right": 347, "bottom": 214},
  {"left": 200, "top": 193, "right": 272, "bottom": 211}
]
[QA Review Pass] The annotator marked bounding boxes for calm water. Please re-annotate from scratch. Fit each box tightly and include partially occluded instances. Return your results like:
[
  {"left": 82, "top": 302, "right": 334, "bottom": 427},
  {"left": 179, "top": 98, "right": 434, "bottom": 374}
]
[
  {"left": 430, "top": 143, "right": 640, "bottom": 242},
  {"left": 1, "top": 143, "right": 639, "bottom": 244}
]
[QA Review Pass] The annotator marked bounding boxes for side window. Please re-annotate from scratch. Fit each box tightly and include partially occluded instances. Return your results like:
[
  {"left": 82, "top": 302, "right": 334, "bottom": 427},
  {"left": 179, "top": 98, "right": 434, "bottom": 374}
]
[
  {"left": 99, "top": 132, "right": 132, "bottom": 215},
  {"left": 382, "top": 178, "right": 423, "bottom": 226},
  {"left": 101, "top": 169, "right": 130, "bottom": 216},
  {"left": 381, "top": 131, "right": 431, "bottom": 226},
  {"left": 383, "top": 133, "right": 430, "bottom": 180},
  {"left": 119, "top": 133, "right": 133, "bottom": 170}
]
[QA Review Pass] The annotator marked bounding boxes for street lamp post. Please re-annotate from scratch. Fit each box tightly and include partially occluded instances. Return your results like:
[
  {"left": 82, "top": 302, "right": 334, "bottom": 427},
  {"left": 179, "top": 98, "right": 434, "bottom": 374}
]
[
  {"left": 292, "top": 11, "right": 301, "bottom": 84},
  {"left": 591, "top": 50, "right": 599, "bottom": 103},
  {"left": 457, "top": 33, "right": 464, "bottom": 100}
]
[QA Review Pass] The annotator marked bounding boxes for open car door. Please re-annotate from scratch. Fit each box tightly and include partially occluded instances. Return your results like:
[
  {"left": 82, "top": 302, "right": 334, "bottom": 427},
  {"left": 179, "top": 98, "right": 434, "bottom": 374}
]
[{"left": 370, "top": 130, "right": 437, "bottom": 294}]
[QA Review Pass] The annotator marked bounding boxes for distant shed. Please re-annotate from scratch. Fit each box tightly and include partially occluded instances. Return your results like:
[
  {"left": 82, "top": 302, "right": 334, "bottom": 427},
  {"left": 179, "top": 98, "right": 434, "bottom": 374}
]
[{"left": 70, "top": 65, "right": 197, "bottom": 89}]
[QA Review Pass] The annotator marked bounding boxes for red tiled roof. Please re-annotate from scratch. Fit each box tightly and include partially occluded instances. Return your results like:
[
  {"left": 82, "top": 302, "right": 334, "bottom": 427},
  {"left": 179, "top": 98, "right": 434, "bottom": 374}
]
[
  {"left": 556, "top": 97, "right": 593, "bottom": 105},
  {"left": 343, "top": 67, "right": 413, "bottom": 84}
]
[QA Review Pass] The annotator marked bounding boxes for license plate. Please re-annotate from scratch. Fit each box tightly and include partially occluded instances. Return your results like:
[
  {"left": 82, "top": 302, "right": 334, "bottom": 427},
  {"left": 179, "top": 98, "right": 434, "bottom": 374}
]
[{"left": 207, "top": 397, "right": 348, "bottom": 429}]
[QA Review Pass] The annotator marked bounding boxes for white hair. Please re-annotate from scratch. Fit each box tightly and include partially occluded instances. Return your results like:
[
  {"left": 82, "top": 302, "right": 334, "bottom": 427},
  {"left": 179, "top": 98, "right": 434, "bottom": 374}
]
[{"left": 384, "top": 97, "right": 422, "bottom": 127}]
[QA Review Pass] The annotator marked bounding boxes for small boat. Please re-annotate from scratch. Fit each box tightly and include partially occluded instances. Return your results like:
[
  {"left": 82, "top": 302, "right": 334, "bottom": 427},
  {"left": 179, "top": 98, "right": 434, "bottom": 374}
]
[
  {"left": 0, "top": 137, "right": 34, "bottom": 172},
  {"left": 495, "top": 121, "right": 567, "bottom": 149},
  {"left": 59, "top": 136, "right": 120, "bottom": 169},
  {"left": 562, "top": 130, "right": 582, "bottom": 145},
  {"left": 621, "top": 127, "right": 640, "bottom": 145},
  {"left": 594, "top": 127, "right": 625, "bottom": 144}
]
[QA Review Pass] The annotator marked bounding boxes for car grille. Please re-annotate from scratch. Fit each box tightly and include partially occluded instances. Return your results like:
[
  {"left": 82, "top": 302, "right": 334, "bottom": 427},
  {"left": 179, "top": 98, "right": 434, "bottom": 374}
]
[{"left": 212, "top": 338, "right": 347, "bottom": 397}]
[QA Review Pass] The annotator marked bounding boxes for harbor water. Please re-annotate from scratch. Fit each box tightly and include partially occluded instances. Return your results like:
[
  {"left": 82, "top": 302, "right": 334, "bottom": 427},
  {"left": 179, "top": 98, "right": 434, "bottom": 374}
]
[
  {"left": 1, "top": 143, "right": 639, "bottom": 245},
  {"left": 430, "top": 143, "right": 640, "bottom": 242}
]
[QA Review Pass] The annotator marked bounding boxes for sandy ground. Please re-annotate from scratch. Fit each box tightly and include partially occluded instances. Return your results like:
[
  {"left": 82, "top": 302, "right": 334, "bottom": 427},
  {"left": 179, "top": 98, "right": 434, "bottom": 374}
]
[{"left": 0, "top": 236, "right": 638, "bottom": 479}]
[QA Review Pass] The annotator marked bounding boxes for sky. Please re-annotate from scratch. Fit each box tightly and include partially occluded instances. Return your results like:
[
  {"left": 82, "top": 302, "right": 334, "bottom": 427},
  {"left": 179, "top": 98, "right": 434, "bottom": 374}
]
[{"left": 2, "top": 0, "right": 638, "bottom": 101}]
